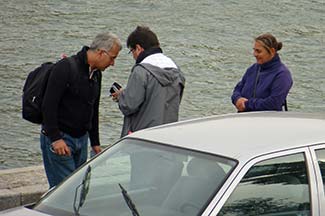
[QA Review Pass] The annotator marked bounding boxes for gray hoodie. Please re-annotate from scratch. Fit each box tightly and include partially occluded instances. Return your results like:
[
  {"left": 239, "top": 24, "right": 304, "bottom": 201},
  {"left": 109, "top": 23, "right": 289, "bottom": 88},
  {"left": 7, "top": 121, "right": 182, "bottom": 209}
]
[{"left": 118, "top": 53, "right": 185, "bottom": 137}]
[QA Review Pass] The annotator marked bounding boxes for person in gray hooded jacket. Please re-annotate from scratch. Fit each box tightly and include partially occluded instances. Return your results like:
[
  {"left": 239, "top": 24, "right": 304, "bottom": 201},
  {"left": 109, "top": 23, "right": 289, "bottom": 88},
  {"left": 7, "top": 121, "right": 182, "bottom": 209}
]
[{"left": 112, "top": 26, "right": 185, "bottom": 137}]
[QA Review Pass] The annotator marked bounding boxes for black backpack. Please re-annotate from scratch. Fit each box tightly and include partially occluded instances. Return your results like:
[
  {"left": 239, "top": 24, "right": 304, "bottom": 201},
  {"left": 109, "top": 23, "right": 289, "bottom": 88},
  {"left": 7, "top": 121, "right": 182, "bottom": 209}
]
[{"left": 22, "top": 58, "right": 78, "bottom": 124}]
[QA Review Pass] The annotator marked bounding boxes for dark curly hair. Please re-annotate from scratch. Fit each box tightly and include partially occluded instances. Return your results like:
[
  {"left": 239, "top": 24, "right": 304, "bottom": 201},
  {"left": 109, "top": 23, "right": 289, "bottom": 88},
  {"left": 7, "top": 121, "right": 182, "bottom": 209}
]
[{"left": 126, "top": 26, "right": 160, "bottom": 50}]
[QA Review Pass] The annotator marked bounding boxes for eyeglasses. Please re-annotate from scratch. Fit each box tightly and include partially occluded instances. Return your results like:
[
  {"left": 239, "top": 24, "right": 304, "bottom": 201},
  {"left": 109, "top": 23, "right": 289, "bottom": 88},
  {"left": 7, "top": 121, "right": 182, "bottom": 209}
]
[
  {"left": 101, "top": 49, "right": 115, "bottom": 60},
  {"left": 128, "top": 48, "right": 135, "bottom": 54}
]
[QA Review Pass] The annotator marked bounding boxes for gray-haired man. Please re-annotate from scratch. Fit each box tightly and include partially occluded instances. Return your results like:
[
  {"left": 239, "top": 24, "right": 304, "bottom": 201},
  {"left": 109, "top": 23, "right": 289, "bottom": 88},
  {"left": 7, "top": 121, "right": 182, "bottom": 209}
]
[{"left": 41, "top": 32, "right": 122, "bottom": 188}]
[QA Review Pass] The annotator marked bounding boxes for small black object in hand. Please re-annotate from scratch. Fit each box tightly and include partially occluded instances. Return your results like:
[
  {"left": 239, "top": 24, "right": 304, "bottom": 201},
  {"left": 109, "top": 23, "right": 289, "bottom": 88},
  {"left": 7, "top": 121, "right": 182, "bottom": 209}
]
[{"left": 110, "top": 82, "right": 122, "bottom": 95}]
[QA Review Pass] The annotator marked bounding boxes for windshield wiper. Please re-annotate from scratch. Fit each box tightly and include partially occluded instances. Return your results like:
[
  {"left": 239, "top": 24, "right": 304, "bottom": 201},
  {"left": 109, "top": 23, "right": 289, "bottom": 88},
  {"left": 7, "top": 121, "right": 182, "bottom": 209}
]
[
  {"left": 73, "top": 165, "right": 92, "bottom": 216},
  {"left": 119, "top": 183, "right": 140, "bottom": 216}
]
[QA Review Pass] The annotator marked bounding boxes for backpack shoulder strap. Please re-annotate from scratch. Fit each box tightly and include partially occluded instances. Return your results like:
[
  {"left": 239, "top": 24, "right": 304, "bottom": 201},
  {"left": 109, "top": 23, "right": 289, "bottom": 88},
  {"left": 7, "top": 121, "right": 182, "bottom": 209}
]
[
  {"left": 67, "top": 57, "right": 78, "bottom": 77},
  {"left": 66, "top": 57, "right": 80, "bottom": 88}
]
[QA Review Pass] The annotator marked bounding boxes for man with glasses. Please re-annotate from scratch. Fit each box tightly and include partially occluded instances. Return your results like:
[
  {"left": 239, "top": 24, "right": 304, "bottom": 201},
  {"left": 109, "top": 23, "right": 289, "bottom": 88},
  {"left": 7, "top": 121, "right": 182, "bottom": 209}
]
[
  {"left": 41, "top": 32, "right": 122, "bottom": 188},
  {"left": 112, "top": 26, "right": 185, "bottom": 137}
]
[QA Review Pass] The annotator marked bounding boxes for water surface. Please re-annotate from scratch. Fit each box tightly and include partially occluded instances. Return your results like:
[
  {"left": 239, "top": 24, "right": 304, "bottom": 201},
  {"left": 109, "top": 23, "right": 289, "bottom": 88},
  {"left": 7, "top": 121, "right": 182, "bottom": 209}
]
[{"left": 0, "top": 0, "right": 324, "bottom": 169}]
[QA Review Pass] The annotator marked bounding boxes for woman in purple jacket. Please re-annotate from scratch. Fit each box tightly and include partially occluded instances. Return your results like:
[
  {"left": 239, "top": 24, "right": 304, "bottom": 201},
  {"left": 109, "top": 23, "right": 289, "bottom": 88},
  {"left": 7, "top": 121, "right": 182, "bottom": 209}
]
[{"left": 231, "top": 33, "right": 293, "bottom": 112}]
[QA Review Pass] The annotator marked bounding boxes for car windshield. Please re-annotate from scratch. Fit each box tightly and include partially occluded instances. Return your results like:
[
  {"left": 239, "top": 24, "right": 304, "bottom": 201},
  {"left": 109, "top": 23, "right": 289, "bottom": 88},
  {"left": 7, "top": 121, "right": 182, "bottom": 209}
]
[{"left": 34, "top": 138, "right": 236, "bottom": 216}]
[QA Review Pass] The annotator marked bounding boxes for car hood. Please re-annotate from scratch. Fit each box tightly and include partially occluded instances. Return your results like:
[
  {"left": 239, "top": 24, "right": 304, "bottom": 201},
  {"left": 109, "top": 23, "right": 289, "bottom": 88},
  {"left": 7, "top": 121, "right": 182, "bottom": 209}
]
[{"left": 0, "top": 206, "right": 51, "bottom": 216}]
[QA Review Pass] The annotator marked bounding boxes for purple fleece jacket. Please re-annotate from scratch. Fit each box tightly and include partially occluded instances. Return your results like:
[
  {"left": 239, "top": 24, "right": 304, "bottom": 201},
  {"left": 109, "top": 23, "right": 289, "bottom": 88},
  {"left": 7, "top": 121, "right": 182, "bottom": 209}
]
[{"left": 231, "top": 54, "right": 293, "bottom": 111}]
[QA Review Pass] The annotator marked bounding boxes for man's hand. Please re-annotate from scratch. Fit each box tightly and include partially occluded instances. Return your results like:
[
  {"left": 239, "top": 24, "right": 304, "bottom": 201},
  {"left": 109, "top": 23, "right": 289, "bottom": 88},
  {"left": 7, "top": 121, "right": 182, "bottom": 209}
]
[
  {"left": 51, "top": 139, "right": 71, "bottom": 156},
  {"left": 111, "top": 89, "right": 122, "bottom": 102},
  {"left": 91, "top": 145, "right": 102, "bottom": 155},
  {"left": 235, "top": 97, "right": 248, "bottom": 112}
]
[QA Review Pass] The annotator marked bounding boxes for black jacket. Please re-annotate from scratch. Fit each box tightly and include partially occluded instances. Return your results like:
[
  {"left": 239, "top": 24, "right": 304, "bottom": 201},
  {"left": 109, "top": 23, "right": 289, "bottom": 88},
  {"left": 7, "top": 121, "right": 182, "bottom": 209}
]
[{"left": 42, "top": 46, "right": 101, "bottom": 146}]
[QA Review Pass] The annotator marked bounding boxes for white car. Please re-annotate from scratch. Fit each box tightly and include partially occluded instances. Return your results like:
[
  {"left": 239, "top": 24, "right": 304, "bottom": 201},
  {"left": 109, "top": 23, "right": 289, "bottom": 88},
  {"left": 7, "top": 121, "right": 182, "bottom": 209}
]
[{"left": 1, "top": 112, "right": 325, "bottom": 216}]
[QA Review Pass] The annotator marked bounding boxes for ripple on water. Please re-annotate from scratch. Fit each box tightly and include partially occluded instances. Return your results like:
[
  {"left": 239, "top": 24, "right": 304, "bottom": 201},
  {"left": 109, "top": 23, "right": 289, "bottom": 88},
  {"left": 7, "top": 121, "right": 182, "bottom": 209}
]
[{"left": 0, "top": 0, "right": 324, "bottom": 169}]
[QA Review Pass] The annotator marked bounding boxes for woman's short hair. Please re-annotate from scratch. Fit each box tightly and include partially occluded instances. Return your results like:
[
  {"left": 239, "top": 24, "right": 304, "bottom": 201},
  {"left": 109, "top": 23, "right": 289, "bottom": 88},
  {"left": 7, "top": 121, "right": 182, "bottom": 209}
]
[{"left": 255, "top": 33, "right": 283, "bottom": 53}]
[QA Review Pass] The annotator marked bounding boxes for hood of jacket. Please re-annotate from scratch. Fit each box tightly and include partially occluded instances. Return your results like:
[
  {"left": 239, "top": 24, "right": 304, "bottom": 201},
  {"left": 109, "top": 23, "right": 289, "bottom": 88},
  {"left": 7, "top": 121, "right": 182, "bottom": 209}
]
[{"left": 138, "top": 53, "right": 185, "bottom": 87}]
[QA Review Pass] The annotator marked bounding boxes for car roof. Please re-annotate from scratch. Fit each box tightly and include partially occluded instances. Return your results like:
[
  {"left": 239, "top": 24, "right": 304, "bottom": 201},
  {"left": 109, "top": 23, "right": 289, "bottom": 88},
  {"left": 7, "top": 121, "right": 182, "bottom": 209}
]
[{"left": 127, "top": 112, "right": 325, "bottom": 161}]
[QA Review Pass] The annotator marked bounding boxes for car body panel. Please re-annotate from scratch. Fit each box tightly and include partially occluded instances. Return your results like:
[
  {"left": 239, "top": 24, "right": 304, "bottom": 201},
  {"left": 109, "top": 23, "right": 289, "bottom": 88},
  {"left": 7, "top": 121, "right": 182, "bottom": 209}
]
[
  {"left": 1, "top": 112, "right": 324, "bottom": 215},
  {"left": 128, "top": 112, "right": 325, "bottom": 164},
  {"left": 309, "top": 144, "right": 325, "bottom": 215},
  {"left": 0, "top": 206, "right": 50, "bottom": 216}
]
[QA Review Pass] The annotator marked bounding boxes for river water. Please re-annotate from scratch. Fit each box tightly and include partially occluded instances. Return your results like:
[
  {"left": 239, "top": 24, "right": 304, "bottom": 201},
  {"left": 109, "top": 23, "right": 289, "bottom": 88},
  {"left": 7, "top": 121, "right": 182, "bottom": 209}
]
[{"left": 0, "top": 0, "right": 324, "bottom": 169}]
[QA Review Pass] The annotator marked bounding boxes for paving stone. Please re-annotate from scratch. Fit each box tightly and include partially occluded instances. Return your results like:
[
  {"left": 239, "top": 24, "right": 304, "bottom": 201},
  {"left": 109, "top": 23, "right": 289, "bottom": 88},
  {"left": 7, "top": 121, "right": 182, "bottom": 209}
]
[
  {"left": 0, "top": 166, "right": 48, "bottom": 211},
  {"left": 0, "top": 189, "right": 20, "bottom": 211}
]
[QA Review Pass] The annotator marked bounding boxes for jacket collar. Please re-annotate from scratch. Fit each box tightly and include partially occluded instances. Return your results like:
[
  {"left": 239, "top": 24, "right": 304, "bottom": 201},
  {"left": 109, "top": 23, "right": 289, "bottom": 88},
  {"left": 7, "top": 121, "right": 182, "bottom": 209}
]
[
  {"left": 260, "top": 54, "right": 281, "bottom": 70},
  {"left": 136, "top": 47, "right": 163, "bottom": 64}
]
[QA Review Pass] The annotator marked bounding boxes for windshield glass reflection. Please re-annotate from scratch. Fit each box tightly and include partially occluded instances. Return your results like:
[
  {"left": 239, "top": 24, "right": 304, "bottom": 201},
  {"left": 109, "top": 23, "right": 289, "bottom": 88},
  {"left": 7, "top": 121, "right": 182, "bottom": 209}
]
[{"left": 34, "top": 138, "right": 236, "bottom": 216}]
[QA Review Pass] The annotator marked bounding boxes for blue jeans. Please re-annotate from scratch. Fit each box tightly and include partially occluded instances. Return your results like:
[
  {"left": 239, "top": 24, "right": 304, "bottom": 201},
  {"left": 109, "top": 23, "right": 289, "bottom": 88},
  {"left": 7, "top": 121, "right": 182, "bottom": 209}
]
[{"left": 40, "top": 131, "right": 88, "bottom": 188}]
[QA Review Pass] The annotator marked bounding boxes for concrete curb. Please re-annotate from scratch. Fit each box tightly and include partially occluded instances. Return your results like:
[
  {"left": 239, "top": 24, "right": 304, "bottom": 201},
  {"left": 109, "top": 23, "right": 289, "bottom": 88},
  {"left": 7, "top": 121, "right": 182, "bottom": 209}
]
[{"left": 0, "top": 165, "right": 48, "bottom": 211}]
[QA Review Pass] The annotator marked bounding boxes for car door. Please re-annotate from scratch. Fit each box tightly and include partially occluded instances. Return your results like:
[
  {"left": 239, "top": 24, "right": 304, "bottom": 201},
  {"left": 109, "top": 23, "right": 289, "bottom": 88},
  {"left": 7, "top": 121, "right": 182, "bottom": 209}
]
[
  {"left": 209, "top": 148, "right": 320, "bottom": 216},
  {"left": 309, "top": 144, "right": 325, "bottom": 214}
]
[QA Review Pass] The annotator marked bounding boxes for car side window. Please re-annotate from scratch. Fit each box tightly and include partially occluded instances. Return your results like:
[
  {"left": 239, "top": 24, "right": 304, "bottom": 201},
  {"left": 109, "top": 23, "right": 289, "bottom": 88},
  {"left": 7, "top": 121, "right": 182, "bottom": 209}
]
[
  {"left": 218, "top": 153, "right": 310, "bottom": 216},
  {"left": 315, "top": 149, "right": 325, "bottom": 190}
]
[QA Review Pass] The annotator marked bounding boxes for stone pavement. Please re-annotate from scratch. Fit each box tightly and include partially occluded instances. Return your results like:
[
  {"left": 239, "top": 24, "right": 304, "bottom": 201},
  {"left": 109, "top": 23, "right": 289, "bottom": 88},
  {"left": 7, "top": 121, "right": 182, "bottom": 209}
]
[{"left": 0, "top": 165, "right": 48, "bottom": 211}]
